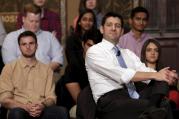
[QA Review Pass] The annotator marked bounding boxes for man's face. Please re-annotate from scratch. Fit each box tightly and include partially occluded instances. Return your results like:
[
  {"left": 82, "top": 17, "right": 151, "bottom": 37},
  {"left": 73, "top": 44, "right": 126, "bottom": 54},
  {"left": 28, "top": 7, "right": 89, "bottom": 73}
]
[
  {"left": 23, "top": 12, "right": 40, "bottom": 33},
  {"left": 33, "top": 0, "right": 46, "bottom": 7},
  {"left": 100, "top": 17, "right": 123, "bottom": 44},
  {"left": 82, "top": 39, "right": 95, "bottom": 54},
  {"left": 19, "top": 36, "right": 37, "bottom": 58},
  {"left": 86, "top": 0, "right": 97, "bottom": 10},
  {"left": 130, "top": 12, "right": 148, "bottom": 32}
]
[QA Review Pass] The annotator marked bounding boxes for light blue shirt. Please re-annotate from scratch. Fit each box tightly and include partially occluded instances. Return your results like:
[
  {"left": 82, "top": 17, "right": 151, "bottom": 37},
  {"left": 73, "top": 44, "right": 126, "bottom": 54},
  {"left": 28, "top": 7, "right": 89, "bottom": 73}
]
[{"left": 2, "top": 28, "right": 63, "bottom": 65}]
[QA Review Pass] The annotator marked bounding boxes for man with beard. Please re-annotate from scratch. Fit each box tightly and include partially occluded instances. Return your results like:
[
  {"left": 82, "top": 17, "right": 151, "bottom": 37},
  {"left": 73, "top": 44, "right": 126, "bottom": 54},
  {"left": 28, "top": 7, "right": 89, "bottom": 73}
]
[
  {"left": 118, "top": 6, "right": 152, "bottom": 58},
  {"left": 0, "top": 31, "right": 69, "bottom": 119}
]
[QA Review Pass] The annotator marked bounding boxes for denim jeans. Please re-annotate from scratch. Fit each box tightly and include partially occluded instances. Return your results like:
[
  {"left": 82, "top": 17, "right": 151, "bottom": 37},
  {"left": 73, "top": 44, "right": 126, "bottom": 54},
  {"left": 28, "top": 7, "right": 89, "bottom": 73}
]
[{"left": 8, "top": 106, "right": 69, "bottom": 119}]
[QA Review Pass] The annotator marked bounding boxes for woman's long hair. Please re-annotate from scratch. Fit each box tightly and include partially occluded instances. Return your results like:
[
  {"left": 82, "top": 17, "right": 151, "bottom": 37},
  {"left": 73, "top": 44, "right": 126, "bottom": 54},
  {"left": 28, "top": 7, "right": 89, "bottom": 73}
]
[
  {"left": 141, "top": 39, "right": 162, "bottom": 70},
  {"left": 75, "top": 9, "right": 97, "bottom": 38}
]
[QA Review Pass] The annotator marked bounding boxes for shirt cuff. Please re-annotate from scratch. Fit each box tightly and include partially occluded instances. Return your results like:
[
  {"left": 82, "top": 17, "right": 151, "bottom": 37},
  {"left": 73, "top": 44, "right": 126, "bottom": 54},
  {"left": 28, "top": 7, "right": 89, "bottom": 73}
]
[
  {"left": 52, "top": 58, "right": 64, "bottom": 65},
  {"left": 120, "top": 69, "right": 136, "bottom": 84}
]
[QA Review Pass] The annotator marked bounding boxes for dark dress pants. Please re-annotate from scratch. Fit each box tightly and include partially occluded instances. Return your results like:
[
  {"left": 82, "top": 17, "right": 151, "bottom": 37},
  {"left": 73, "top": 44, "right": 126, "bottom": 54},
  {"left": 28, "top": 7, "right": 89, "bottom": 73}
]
[
  {"left": 8, "top": 106, "right": 69, "bottom": 119},
  {"left": 97, "top": 88, "right": 151, "bottom": 119},
  {"left": 96, "top": 81, "right": 170, "bottom": 119}
]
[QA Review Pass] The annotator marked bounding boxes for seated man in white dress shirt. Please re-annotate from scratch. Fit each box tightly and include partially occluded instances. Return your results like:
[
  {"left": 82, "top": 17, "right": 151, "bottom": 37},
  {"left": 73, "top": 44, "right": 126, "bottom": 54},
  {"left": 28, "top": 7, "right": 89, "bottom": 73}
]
[
  {"left": 1, "top": 3, "right": 63, "bottom": 71},
  {"left": 85, "top": 12, "right": 178, "bottom": 119}
]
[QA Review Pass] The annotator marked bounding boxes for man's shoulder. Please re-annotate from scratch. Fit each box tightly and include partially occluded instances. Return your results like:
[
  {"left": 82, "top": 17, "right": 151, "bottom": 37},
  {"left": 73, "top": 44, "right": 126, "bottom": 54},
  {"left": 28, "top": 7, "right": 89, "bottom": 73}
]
[
  {"left": 38, "top": 60, "right": 49, "bottom": 66},
  {"left": 38, "top": 30, "right": 60, "bottom": 45},
  {"left": 89, "top": 42, "right": 103, "bottom": 50},
  {"left": 6, "top": 29, "right": 21, "bottom": 38},
  {"left": 3, "top": 59, "right": 19, "bottom": 70},
  {"left": 44, "top": 8, "right": 59, "bottom": 18},
  {"left": 144, "top": 33, "right": 152, "bottom": 38},
  {"left": 87, "top": 42, "right": 107, "bottom": 55},
  {"left": 39, "top": 30, "right": 52, "bottom": 35},
  {"left": 38, "top": 30, "right": 54, "bottom": 39},
  {"left": 120, "top": 32, "right": 131, "bottom": 40},
  {"left": 37, "top": 60, "right": 51, "bottom": 70}
]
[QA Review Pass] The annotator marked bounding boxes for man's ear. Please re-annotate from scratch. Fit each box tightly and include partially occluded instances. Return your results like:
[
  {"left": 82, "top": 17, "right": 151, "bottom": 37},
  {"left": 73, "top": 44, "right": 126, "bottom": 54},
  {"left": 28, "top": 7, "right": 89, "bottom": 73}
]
[{"left": 99, "top": 26, "right": 104, "bottom": 34}]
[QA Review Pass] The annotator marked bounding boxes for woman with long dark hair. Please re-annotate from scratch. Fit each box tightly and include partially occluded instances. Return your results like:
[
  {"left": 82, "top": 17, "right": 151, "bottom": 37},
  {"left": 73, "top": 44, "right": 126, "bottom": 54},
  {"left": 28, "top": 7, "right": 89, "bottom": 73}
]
[
  {"left": 75, "top": 9, "right": 97, "bottom": 39},
  {"left": 141, "top": 39, "right": 162, "bottom": 71},
  {"left": 140, "top": 39, "right": 179, "bottom": 118},
  {"left": 56, "top": 9, "right": 102, "bottom": 114}
]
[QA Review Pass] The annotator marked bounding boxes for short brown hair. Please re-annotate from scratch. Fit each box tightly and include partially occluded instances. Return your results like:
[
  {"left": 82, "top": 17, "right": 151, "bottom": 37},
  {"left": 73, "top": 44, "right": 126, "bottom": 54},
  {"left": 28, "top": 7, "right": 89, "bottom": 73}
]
[
  {"left": 23, "top": 3, "right": 41, "bottom": 16},
  {"left": 18, "top": 31, "right": 37, "bottom": 45}
]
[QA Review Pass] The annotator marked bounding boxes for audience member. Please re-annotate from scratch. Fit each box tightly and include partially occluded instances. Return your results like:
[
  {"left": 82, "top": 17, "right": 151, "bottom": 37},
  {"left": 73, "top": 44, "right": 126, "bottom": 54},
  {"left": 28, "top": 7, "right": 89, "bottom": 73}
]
[
  {"left": 2, "top": 3, "right": 63, "bottom": 72},
  {"left": 17, "top": 0, "right": 62, "bottom": 42},
  {"left": 0, "top": 18, "right": 6, "bottom": 72},
  {"left": 0, "top": 17, "right": 6, "bottom": 119},
  {"left": 57, "top": 9, "right": 99, "bottom": 109},
  {"left": 85, "top": 12, "right": 178, "bottom": 119},
  {"left": 118, "top": 6, "right": 152, "bottom": 58},
  {"left": 141, "top": 39, "right": 163, "bottom": 71},
  {"left": 0, "top": 31, "right": 69, "bottom": 119},
  {"left": 74, "top": 9, "right": 97, "bottom": 40},
  {"left": 55, "top": 10, "right": 99, "bottom": 117},
  {"left": 56, "top": 29, "right": 102, "bottom": 111},
  {"left": 73, "top": 0, "right": 103, "bottom": 29},
  {"left": 140, "top": 39, "right": 179, "bottom": 117}
]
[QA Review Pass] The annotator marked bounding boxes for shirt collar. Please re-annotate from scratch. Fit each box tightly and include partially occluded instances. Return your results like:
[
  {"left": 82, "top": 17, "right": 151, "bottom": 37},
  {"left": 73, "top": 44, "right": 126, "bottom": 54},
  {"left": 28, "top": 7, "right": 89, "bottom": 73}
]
[
  {"left": 129, "top": 30, "right": 147, "bottom": 41},
  {"left": 21, "top": 27, "right": 42, "bottom": 36},
  {"left": 19, "top": 56, "right": 38, "bottom": 68},
  {"left": 102, "top": 38, "right": 120, "bottom": 51}
]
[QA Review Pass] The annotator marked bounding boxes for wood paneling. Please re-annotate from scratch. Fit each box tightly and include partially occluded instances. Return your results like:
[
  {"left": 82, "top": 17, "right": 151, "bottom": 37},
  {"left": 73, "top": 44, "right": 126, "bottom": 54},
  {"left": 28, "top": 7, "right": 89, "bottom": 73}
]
[
  {"left": 157, "top": 38, "right": 179, "bottom": 73},
  {"left": 0, "top": 0, "right": 61, "bottom": 33}
]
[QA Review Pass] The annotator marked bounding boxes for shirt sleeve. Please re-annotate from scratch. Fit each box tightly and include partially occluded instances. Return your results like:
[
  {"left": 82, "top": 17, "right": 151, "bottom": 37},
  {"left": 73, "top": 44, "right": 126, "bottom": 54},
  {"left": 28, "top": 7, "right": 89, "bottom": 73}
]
[
  {"left": 0, "top": 64, "right": 14, "bottom": 102},
  {"left": 0, "top": 19, "right": 6, "bottom": 46},
  {"left": 2, "top": 33, "right": 18, "bottom": 64},
  {"left": 43, "top": 66, "right": 56, "bottom": 106},
  {"left": 125, "top": 49, "right": 156, "bottom": 72},
  {"left": 86, "top": 47, "right": 136, "bottom": 85},
  {"left": 50, "top": 35, "right": 64, "bottom": 65}
]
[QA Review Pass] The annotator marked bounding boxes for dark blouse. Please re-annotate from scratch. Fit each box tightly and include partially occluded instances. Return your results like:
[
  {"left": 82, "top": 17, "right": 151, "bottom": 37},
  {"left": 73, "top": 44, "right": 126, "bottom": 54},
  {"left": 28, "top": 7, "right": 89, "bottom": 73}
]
[{"left": 64, "top": 32, "right": 89, "bottom": 89}]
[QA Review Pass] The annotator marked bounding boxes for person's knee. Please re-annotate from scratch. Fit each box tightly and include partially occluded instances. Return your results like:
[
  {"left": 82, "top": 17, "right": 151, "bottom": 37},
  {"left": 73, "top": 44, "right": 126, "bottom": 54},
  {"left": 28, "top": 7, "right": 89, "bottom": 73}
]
[
  {"left": 8, "top": 108, "right": 27, "bottom": 119},
  {"left": 43, "top": 106, "right": 69, "bottom": 119}
]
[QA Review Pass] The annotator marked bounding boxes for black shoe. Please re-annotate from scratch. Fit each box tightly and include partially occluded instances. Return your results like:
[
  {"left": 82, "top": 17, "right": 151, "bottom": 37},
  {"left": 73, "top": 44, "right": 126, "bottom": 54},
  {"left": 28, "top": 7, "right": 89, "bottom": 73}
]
[
  {"left": 138, "top": 113, "right": 149, "bottom": 119},
  {"left": 138, "top": 107, "right": 167, "bottom": 119},
  {"left": 149, "top": 107, "right": 167, "bottom": 119}
]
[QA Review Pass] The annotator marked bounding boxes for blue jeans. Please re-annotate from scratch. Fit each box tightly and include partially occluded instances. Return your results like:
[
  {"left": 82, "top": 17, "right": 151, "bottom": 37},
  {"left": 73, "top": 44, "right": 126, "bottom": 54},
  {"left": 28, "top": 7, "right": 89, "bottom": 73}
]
[{"left": 8, "top": 106, "right": 69, "bottom": 119}]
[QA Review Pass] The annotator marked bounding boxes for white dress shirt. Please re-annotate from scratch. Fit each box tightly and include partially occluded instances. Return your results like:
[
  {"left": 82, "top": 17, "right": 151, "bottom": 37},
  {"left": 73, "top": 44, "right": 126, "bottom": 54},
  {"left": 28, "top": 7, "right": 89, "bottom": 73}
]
[
  {"left": 2, "top": 28, "right": 63, "bottom": 65},
  {"left": 85, "top": 39, "right": 155, "bottom": 103}
]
